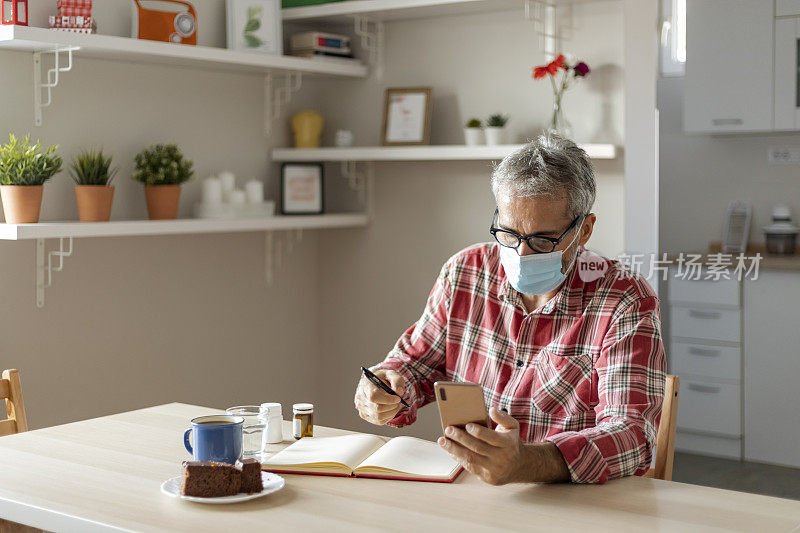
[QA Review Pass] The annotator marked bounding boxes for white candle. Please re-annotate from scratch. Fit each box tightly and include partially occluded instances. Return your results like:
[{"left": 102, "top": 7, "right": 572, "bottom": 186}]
[
  {"left": 218, "top": 171, "right": 236, "bottom": 202},
  {"left": 245, "top": 179, "right": 264, "bottom": 204},
  {"left": 229, "top": 189, "right": 246, "bottom": 205},
  {"left": 201, "top": 176, "right": 222, "bottom": 205}
]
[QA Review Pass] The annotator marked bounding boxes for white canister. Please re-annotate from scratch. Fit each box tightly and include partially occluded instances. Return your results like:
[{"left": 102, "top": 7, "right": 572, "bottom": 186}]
[
  {"left": 229, "top": 189, "right": 246, "bottom": 205},
  {"left": 259, "top": 402, "right": 284, "bottom": 447},
  {"left": 201, "top": 176, "right": 223, "bottom": 204},
  {"left": 245, "top": 179, "right": 264, "bottom": 204},
  {"left": 218, "top": 171, "right": 236, "bottom": 202}
]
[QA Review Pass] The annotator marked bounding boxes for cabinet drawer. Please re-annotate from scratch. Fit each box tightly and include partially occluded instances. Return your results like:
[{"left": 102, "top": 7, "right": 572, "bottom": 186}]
[
  {"left": 671, "top": 340, "right": 741, "bottom": 381},
  {"left": 677, "top": 379, "right": 741, "bottom": 436},
  {"left": 671, "top": 307, "right": 741, "bottom": 343},
  {"left": 668, "top": 276, "right": 740, "bottom": 307}
]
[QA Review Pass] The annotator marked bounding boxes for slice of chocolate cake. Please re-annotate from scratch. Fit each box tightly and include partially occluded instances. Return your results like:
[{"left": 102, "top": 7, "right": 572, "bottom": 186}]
[
  {"left": 237, "top": 458, "right": 263, "bottom": 494},
  {"left": 180, "top": 461, "right": 242, "bottom": 497}
]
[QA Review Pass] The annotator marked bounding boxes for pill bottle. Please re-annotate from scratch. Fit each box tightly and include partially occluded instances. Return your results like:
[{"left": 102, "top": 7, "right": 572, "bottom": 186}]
[
  {"left": 292, "top": 403, "right": 314, "bottom": 439},
  {"left": 259, "top": 402, "right": 284, "bottom": 449}
]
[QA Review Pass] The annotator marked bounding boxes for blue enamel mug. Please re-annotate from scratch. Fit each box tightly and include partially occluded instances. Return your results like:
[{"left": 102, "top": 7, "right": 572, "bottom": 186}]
[{"left": 184, "top": 415, "right": 244, "bottom": 464}]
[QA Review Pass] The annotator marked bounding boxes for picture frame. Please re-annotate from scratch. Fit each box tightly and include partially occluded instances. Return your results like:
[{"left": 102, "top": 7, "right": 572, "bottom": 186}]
[
  {"left": 226, "top": 0, "right": 282, "bottom": 54},
  {"left": 281, "top": 163, "right": 324, "bottom": 215},
  {"left": 381, "top": 87, "right": 433, "bottom": 146}
]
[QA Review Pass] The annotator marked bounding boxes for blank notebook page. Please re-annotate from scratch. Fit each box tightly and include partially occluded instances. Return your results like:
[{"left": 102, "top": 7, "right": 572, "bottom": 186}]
[
  {"left": 357, "top": 436, "right": 459, "bottom": 477},
  {"left": 265, "top": 434, "right": 386, "bottom": 470}
]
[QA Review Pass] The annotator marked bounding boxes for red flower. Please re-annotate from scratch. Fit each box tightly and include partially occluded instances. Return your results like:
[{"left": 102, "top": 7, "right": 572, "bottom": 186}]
[
  {"left": 532, "top": 54, "right": 566, "bottom": 79},
  {"left": 573, "top": 61, "right": 591, "bottom": 77}
]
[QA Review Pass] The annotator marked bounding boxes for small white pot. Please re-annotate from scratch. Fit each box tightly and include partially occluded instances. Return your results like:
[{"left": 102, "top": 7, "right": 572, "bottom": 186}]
[
  {"left": 485, "top": 127, "right": 506, "bottom": 145},
  {"left": 464, "top": 128, "right": 484, "bottom": 146}
]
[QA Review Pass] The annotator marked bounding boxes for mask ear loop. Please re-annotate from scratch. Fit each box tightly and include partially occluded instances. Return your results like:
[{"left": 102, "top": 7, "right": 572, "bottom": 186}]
[{"left": 559, "top": 216, "right": 586, "bottom": 274}]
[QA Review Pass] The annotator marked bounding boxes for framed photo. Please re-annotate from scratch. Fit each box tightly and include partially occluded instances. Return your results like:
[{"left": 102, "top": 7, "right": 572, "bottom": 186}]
[
  {"left": 226, "top": 0, "right": 282, "bottom": 54},
  {"left": 281, "top": 163, "right": 324, "bottom": 215},
  {"left": 381, "top": 87, "right": 433, "bottom": 146}
]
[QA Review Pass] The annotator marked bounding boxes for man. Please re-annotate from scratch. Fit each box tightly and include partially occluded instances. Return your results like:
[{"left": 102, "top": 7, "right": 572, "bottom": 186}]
[{"left": 354, "top": 134, "right": 666, "bottom": 485}]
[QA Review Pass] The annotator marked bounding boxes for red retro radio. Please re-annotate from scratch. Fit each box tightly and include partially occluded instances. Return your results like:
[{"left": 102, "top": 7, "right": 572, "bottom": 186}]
[{"left": 132, "top": 0, "right": 197, "bottom": 45}]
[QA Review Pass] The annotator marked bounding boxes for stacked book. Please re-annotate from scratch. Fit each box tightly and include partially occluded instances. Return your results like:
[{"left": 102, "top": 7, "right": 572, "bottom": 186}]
[
  {"left": 289, "top": 31, "right": 359, "bottom": 64},
  {"left": 49, "top": 0, "right": 95, "bottom": 34}
]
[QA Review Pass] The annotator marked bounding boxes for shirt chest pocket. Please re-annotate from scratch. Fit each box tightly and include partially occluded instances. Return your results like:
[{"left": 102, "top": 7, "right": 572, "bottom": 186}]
[{"left": 529, "top": 346, "right": 594, "bottom": 417}]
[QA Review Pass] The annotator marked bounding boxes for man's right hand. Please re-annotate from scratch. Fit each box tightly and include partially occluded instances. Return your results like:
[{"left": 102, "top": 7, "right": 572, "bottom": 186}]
[{"left": 354, "top": 369, "right": 407, "bottom": 425}]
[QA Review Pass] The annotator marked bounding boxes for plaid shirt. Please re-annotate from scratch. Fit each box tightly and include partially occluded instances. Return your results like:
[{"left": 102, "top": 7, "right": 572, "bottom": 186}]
[{"left": 373, "top": 243, "right": 666, "bottom": 484}]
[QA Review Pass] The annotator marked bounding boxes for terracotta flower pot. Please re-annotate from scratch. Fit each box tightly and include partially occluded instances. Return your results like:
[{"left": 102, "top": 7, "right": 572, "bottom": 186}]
[
  {"left": 75, "top": 185, "right": 114, "bottom": 222},
  {"left": 0, "top": 185, "right": 44, "bottom": 224},
  {"left": 144, "top": 185, "right": 181, "bottom": 220}
]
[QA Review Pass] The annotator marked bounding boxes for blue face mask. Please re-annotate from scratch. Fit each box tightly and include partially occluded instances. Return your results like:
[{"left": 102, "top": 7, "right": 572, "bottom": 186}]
[{"left": 499, "top": 229, "right": 581, "bottom": 296}]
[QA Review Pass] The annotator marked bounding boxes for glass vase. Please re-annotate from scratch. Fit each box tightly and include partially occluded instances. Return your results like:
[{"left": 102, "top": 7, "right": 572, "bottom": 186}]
[{"left": 548, "top": 93, "right": 572, "bottom": 138}]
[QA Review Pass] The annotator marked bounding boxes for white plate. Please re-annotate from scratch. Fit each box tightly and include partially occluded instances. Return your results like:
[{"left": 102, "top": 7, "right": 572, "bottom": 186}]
[{"left": 161, "top": 471, "right": 285, "bottom": 504}]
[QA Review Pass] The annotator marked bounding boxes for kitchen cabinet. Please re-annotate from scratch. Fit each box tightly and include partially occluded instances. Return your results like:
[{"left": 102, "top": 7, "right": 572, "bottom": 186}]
[
  {"left": 684, "top": 0, "right": 775, "bottom": 133},
  {"left": 667, "top": 271, "right": 743, "bottom": 459},
  {"left": 743, "top": 271, "right": 800, "bottom": 468}
]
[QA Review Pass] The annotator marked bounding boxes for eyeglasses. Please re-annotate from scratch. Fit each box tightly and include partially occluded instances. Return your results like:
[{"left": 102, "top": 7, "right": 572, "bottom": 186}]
[{"left": 489, "top": 208, "right": 584, "bottom": 254}]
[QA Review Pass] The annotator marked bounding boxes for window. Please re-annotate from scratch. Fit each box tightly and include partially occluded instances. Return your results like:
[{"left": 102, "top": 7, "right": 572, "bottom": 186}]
[{"left": 661, "top": 0, "right": 686, "bottom": 76}]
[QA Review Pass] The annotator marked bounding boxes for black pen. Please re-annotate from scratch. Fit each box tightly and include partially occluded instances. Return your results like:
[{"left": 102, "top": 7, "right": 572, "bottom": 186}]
[{"left": 360, "top": 366, "right": 410, "bottom": 408}]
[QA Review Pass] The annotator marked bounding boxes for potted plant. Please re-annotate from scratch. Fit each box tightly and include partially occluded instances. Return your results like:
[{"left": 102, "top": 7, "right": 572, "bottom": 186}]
[
  {"left": 485, "top": 114, "right": 509, "bottom": 145},
  {"left": 0, "top": 134, "right": 62, "bottom": 224},
  {"left": 131, "top": 143, "right": 194, "bottom": 220},
  {"left": 71, "top": 149, "right": 118, "bottom": 222},
  {"left": 464, "top": 118, "right": 484, "bottom": 146}
]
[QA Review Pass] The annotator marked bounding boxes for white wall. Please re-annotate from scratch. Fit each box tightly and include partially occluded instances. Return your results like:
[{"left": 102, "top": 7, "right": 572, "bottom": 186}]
[
  {"left": 299, "top": 5, "right": 626, "bottom": 439},
  {"left": 1, "top": 2, "right": 626, "bottom": 437},
  {"left": 659, "top": 76, "right": 800, "bottom": 253}
]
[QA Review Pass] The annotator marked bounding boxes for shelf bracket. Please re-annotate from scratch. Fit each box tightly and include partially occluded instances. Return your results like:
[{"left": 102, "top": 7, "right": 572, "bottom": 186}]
[
  {"left": 264, "top": 229, "right": 304, "bottom": 286},
  {"left": 264, "top": 71, "right": 303, "bottom": 136},
  {"left": 33, "top": 47, "right": 79, "bottom": 127},
  {"left": 525, "top": 1, "right": 573, "bottom": 61},
  {"left": 35, "top": 237, "right": 74, "bottom": 308},
  {"left": 340, "top": 161, "right": 375, "bottom": 220},
  {"left": 353, "top": 16, "right": 385, "bottom": 81}
]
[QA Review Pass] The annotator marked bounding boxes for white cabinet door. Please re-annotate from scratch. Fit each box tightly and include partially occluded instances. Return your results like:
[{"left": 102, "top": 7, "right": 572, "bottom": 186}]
[
  {"left": 743, "top": 272, "right": 800, "bottom": 468},
  {"left": 684, "top": 0, "right": 774, "bottom": 133}
]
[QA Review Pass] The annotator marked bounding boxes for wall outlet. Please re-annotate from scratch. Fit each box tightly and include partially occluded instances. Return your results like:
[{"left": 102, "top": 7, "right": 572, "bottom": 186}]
[{"left": 767, "top": 146, "right": 800, "bottom": 164}]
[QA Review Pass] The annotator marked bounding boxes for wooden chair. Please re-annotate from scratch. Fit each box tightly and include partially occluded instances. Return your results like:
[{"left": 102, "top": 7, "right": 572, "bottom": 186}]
[
  {"left": 1, "top": 369, "right": 28, "bottom": 436},
  {"left": 644, "top": 374, "right": 680, "bottom": 481}
]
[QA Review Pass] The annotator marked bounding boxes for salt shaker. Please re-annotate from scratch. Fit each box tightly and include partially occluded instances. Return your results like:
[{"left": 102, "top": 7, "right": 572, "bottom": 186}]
[{"left": 259, "top": 402, "right": 284, "bottom": 449}]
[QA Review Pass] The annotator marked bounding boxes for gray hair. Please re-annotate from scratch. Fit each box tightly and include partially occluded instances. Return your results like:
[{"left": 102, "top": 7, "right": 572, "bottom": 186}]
[{"left": 490, "top": 134, "right": 596, "bottom": 220}]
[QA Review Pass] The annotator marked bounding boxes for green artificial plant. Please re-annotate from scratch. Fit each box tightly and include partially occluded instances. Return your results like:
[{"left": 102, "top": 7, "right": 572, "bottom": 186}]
[
  {"left": 71, "top": 149, "right": 118, "bottom": 186},
  {"left": 131, "top": 143, "right": 194, "bottom": 186},
  {"left": 0, "top": 134, "right": 63, "bottom": 186},
  {"left": 487, "top": 114, "right": 509, "bottom": 128},
  {"left": 466, "top": 118, "right": 483, "bottom": 128}
]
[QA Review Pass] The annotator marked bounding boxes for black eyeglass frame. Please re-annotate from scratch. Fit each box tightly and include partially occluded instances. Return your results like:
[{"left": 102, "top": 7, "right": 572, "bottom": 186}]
[{"left": 489, "top": 208, "right": 585, "bottom": 254}]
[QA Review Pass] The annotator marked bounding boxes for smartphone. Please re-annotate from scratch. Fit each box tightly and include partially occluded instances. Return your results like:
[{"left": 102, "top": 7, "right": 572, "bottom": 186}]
[{"left": 434, "top": 381, "right": 489, "bottom": 433}]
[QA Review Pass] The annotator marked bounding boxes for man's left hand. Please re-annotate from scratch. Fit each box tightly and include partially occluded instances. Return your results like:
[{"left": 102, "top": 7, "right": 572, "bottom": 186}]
[{"left": 438, "top": 407, "right": 527, "bottom": 486}]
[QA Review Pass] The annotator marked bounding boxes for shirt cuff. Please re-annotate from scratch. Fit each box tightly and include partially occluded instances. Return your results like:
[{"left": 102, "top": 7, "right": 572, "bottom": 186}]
[
  {"left": 369, "top": 359, "right": 420, "bottom": 428},
  {"left": 546, "top": 431, "right": 611, "bottom": 484}
]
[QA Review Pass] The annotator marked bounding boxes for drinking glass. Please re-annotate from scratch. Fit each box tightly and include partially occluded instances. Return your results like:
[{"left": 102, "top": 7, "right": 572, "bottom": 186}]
[{"left": 226, "top": 406, "right": 264, "bottom": 457}]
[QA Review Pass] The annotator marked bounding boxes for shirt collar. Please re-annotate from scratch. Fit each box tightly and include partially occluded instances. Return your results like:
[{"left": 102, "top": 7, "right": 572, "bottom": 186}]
[{"left": 498, "top": 246, "right": 587, "bottom": 317}]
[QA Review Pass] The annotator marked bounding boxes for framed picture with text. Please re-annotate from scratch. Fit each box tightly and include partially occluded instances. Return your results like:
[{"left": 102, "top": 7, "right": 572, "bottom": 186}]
[
  {"left": 381, "top": 87, "right": 433, "bottom": 146},
  {"left": 281, "top": 163, "right": 324, "bottom": 215}
]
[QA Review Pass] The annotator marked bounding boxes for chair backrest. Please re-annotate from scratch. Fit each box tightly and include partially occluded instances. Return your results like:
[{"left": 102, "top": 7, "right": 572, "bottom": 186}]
[
  {"left": 644, "top": 374, "right": 680, "bottom": 481},
  {"left": 0, "top": 369, "right": 28, "bottom": 436}
]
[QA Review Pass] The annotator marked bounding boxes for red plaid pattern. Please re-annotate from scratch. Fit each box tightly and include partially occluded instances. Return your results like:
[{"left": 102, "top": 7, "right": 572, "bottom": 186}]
[
  {"left": 373, "top": 243, "right": 666, "bottom": 484},
  {"left": 57, "top": 0, "right": 92, "bottom": 17}
]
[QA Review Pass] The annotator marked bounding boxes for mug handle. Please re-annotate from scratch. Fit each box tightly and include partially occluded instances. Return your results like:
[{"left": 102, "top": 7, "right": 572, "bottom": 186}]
[{"left": 184, "top": 428, "right": 193, "bottom": 455}]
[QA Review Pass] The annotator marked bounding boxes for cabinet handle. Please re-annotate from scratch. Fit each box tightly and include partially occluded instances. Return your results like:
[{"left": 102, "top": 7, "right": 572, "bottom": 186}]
[
  {"left": 688, "top": 383, "right": 721, "bottom": 394},
  {"left": 712, "top": 118, "right": 743, "bottom": 126},
  {"left": 688, "top": 309, "right": 722, "bottom": 320},
  {"left": 688, "top": 346, "right": 721, "bottom": 357}
]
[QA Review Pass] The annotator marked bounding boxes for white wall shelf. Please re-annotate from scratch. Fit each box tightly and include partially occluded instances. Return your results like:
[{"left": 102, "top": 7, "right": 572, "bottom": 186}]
[
  {"left": 282, "top": 0, "right": 598, "bottom": 23},
  {"left": 0, "top": 214, "right": 369, "bottom": 241},
  {"left": 271, "top": 144, "right": 618, "bottom": 162},
  {"left": 0, "top": 26, "right": 368, "bottom": 77}
]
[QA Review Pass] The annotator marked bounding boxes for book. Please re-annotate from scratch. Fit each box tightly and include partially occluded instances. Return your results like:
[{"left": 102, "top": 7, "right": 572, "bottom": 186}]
[
  {"left": 262, "top": 434, "right": 463, "bottom": 483},
  {"left": 290, "top": 31, "right": 351, "bottom": 53}
]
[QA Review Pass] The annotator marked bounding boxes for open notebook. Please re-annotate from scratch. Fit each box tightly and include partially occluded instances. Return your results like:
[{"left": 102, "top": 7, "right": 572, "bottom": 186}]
[{"left": 262, "top": 434, "right": 463, "bottom": 483}]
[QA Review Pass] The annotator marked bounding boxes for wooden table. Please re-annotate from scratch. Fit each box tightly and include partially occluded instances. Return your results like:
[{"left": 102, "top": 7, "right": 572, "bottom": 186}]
[{"left": 1, "top": 403, "right": 799, "bottom": 532}]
